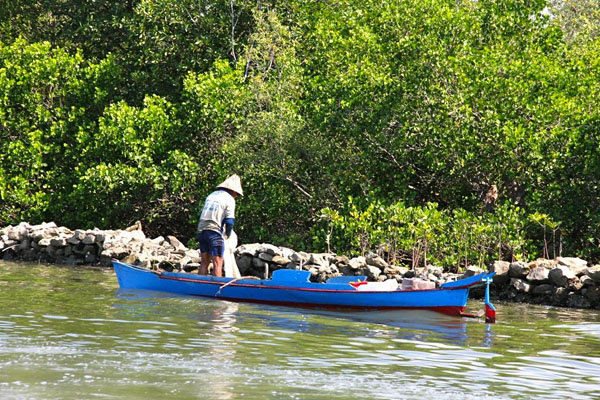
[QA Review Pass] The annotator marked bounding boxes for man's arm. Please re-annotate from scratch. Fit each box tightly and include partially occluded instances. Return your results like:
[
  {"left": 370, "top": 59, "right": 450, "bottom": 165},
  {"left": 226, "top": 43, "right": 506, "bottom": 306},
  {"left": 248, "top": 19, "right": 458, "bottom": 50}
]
[{"left": 223, "top": 218, "right": 234, "bottom": 238}]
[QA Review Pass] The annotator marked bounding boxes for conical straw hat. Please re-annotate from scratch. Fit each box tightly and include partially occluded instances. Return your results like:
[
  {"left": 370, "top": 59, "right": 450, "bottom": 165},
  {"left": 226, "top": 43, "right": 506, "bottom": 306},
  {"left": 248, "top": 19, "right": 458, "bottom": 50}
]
[{"left": 216, "top": 174, "right": 243, "bottom": 196}]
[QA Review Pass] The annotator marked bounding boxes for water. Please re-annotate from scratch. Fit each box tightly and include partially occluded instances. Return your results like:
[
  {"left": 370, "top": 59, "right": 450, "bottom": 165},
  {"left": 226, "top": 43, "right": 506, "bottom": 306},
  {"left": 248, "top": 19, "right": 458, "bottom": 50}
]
[{"left": 1, "top": 261, "right": 599, "bottom": 399}]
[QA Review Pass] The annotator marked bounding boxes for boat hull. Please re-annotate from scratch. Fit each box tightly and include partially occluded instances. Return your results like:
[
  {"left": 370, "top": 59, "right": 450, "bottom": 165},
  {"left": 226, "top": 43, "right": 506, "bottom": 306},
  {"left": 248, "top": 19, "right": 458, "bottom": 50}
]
[{"left": 113, "top": 260, "right": 493, "bottom": 317}]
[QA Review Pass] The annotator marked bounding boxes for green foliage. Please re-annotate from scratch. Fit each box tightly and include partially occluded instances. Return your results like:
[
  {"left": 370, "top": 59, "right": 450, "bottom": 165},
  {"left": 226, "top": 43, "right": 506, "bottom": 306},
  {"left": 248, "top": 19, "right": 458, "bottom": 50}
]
[
  {"left": 0, "top": 39, "right": 119, "bottom": 225},
  {"left": 1, "top": 1, "right": 600, "bottom": 261},
  {"left": 316, "top": 198, "right": 533, "bottom": 269}
]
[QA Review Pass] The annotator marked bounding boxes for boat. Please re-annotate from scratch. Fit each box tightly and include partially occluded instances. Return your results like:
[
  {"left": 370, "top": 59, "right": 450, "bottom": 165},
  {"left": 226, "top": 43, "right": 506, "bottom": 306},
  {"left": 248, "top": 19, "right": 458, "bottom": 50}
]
[{"left": 112, "top": 260, "right": 497, "bottom": 323}]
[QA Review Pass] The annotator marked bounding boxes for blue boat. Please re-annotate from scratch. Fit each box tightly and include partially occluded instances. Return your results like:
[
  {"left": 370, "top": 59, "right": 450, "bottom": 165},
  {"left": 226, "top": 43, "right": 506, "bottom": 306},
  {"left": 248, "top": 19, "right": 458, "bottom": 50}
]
[{"left": 112, "top": 260, "right": 497, "bottom": 322}]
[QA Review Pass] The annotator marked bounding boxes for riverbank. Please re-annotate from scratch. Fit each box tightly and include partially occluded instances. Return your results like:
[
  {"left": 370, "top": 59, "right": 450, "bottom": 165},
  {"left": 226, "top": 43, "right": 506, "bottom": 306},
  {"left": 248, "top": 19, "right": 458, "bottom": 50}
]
[{"left": 2, "top": 222, "right": 600, "bottom": 310}]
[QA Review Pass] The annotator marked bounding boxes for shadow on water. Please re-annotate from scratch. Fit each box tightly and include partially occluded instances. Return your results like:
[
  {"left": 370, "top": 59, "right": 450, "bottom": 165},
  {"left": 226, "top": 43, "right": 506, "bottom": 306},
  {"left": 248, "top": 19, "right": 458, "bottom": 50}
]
[{"left": 115, "top": 288, "right": 491, "bottom": 346}]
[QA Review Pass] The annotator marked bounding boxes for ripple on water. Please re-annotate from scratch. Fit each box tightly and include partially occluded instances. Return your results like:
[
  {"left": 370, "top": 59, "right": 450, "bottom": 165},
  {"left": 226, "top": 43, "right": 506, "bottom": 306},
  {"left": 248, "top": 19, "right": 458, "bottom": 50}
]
[
  {"left": 3, "top": 262, "right": 600, "bottom": 400},
  {"left": 554, "top": 322, "right": 600, "bottom": 338}
]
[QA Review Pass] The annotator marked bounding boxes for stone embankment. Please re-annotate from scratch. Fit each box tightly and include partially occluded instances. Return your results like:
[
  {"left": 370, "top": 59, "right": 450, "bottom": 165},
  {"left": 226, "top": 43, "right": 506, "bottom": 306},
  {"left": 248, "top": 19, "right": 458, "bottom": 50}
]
[{"left": 2, "top": 222, "right": 600, "bottom": 310}]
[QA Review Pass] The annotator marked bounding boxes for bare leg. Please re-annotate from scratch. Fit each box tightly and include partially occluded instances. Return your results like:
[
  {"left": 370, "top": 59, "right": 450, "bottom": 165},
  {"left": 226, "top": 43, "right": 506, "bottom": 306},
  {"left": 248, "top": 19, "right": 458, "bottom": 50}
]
[
  {"left": 199, "top": 252, "right": 210, "bottom": 275},
  {"left": 211, "top": 255, "right": 224, "bottom": 277}
]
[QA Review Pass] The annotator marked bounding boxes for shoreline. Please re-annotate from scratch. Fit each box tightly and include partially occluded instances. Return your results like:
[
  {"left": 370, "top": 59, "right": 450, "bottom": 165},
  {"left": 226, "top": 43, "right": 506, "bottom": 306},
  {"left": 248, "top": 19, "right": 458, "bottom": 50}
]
[{"left": 2, "top": 222, "right": 600, "bottom": 310}]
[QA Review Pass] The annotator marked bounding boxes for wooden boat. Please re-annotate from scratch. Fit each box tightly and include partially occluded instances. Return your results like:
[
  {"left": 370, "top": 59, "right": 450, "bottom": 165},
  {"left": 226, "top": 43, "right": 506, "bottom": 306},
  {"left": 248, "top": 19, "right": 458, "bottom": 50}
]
[{"left": 112, "top": 260, "right": 497, "bottom": 322}]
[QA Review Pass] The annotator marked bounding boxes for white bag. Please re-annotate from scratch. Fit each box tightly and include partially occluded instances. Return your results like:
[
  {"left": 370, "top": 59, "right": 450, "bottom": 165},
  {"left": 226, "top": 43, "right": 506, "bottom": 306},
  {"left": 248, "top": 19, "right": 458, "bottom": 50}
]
[{"left": 223, "top": 231, "right": 241, "bottom": 278}]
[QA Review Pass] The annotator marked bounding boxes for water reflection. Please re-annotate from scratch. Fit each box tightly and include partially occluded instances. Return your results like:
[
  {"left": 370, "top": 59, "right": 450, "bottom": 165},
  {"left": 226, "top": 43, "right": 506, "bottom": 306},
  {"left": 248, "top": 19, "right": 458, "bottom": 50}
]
[
  {"left": 116, "top": 289, "right": 488, "bottom": 345},
  {"left": 203, "top": 302, "right": 239, "bottom": 400},
  {"left": 115, "top": 288, "right": 499, "bottom": 347}
]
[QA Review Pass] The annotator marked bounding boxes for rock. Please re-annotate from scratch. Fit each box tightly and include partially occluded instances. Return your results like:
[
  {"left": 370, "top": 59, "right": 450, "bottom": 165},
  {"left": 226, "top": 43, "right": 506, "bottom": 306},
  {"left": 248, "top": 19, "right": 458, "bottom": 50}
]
[
  {"left": 31, "top": 231, "right": 46, "bottom": 242},
  {"left": 176, "top": 256, "right": 192, "bottom": 270},
  {"left": 556, "top": 257, "right": 588, "bottom": 276},
  {"left": 258, "top": 243, "right": 280, "bottom": 256},
  {"left": 403, "top": 269, "right": 416, "bottom": 278},
  {"left": 258, "top": 252, "right": 274, "bottom": 262},
  {"left": 236, "top": 254, "right": 253, "bottom": 274},
  {"left": 316, "top": 264, "right": 329, "bottom": 274},
  {"left": 98, "top": 252, "right": 113, "bottom": 267},
  {"left": 107, "top": 246, "right": 129, "bottom": 260},
  {"left": 586, "top": 265, "right": 600, "bottom": 283},
  {"left": 338, "top": 265, "right": 354, "bottom": 276},
  {"left": 568, "top": 277, "right": 583, "bottom": 292},
  {"left": 84, "top": 252, "right": 97, "bottom": 264},
  {"left": 285, "top": 261, "right": 298, "bottom": 269},
  {"left": 553, "top": 287, "right": 569, "bottom": 304},
  {"left": 184, "top": 263, "right": 200, "bottom": 272},
  {"left": 83, "top": 245, "right": 97, "bottom": 255},
  {"left": 549, "top": 266, "right": 576, "bottom": 288},
  {"left": 490, "top": 260, "right": 509, "bottom": 274},
  {"left": 511, "top": 278, "right": 530, "bottom": 293},
  {"left": 528, "top": 258, "right": 557, "bottom": 270},
  {"left": 65, "top": 255, "right": 79, "bottom": 266},
  {"left": 462, "top": 265, "right": 484, "bottom": 278},
  {"left": 186, "top": 250, "right": 201, "bottom": 264},
  {"left": 490, "top": 261, "right": 510, "bottom": 285},
  {"left": 532, "top": 284, "right": 554, "bottom": 296},
  {"left": 309, "top": 253, "right": 333, "bottom": 267},
  {"left": 567, "top": 293, "right": 591, "bottom": 309},
  {"left": 426, "top": 266, "right": 444, "bottom": 278},
  {"left": 72, "top": 244, "right": 87, "bottom": 256},
  {"left": 7, "top": 225, "right": 28, "bottom": 241},
  {"left": 50, "top": 237, "right": 68, "bottom": 247},
  {"left": 252, "top": 257, "right": 268, "bottom": 269},
  {"left": 158, "top": 260, "right": 175, "bottom": 272},
  {"left": 580, "top": 275, "right": 595, "bottom": 287},
  {"left": 278, "top": 246, "right": 297, "bottom": 260},
  {"left": 127, "top": 230, "right": 144, "bottom": 242},
  {"left": 365, "top": 253, "right": 388, "bottom": 269},
  {"left": 334, "top": 255, "right": 350, "bottom": 265},
  {"left": 151, "top": 236, "right": 165, "bottom": 246},
  {"left": 509, "top": 261, "right": 529, "bottom": 278},
  {"left": 584, "top": 287, "right": 600, "bottom": 304},
  {"left": 271, "top": 255, "right": 290, "bottom": 265},
  {"left": 94, "top": 232, "right": 106, "bottom": 244},
  {"left": 2, "top": 239, "right": 18, "bottom": 249},
  {"left": 68, "top": 230, "right": 86, "bottom": 245},
  {"left": 349, "top": 256, "right": 367, "bottom": 270},
  {"left": 297, "top": 251, "right": 311, "bottom": 265},
  {"left": 365, "top": 265, "right": 381, "bottom": 280},
  {"left": 236, "top": 243, "right": 261, "bottom": 257},
  {"left": 384, "top": 265, "right": 408, "bottom": 276},
  {"left": 527, "top": 266, "right": 549, "bottom": 282},
  {"left": 125, "top": 221, "right": 143, "bottom": 231},
  {"left": 18, "top": 238, "right": 31, "bottom": 251},
  {"left": 82, "top": 233, "right": 96, "bottom": 245},
  {"left": 441, "top": 273, "right": 461, "bottom": 285},
  {"left": 121, "top": 254, "right": 137, "bottom": 265},
  {"left": 115, "top": 231, "right": 133, "bottom": 245}
]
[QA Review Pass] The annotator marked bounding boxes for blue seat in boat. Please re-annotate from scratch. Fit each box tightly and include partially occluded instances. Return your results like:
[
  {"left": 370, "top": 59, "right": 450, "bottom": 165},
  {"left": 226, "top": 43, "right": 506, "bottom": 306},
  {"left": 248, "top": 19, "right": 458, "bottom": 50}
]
[{"left": 271, "top": 269, "right": 312, "bottom": 282}]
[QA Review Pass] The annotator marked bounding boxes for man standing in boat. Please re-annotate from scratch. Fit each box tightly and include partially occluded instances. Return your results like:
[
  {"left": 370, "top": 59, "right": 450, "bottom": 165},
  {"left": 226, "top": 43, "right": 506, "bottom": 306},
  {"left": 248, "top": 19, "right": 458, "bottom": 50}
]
[{"left": 196, "top": 174, "right": 243, "bottom": 277}]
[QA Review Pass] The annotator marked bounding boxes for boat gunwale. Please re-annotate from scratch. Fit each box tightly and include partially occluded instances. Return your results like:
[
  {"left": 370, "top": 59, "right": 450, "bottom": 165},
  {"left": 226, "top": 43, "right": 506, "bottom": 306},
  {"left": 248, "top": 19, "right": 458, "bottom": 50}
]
[{"left": 136, "top": 265, "right": 484, "bottom": 293}]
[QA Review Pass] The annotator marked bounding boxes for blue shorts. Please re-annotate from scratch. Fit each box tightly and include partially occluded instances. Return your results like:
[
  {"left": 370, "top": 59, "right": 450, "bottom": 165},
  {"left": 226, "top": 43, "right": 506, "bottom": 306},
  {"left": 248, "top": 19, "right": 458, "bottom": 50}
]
[{"left": 196, "top": 230, "right": 225, "bottom": 257}]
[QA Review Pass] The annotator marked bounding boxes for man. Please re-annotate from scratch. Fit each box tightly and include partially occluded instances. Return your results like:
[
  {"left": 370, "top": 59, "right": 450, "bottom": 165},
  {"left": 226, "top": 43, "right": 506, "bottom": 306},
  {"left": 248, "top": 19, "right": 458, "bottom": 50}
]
[{"left": 196, "top": 174, "right": 243, "bottom": 277}]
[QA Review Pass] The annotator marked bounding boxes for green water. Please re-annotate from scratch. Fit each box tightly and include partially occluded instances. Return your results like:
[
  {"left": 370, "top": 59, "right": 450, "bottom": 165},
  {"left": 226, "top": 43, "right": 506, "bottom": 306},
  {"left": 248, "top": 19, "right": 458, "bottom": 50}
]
[{"left": 1, "top": 261, "right": 599, "bottom": 399}]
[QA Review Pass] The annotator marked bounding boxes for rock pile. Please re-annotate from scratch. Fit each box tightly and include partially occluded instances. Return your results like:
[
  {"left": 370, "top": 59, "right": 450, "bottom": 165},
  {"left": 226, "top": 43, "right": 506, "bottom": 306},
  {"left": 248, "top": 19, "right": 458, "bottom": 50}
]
[
  {"left": 0, "top": 222, "right": 201, "bottom": 271},
  {"left": 233, "top": 242, "right": 458, "bottom": 284},
  {"left": 490, "top": 258, "right": 600, "bottom": 308},
  {"left": 2, "top": 222, "right": 600, "bottom": 310}
]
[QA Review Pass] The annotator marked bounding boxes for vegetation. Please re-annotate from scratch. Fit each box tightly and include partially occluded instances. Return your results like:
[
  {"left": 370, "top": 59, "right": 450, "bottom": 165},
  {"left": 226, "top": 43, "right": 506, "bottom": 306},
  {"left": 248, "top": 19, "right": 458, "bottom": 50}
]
[{"left": 1, "top": 0, "right": 599, "bottom": 267}]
